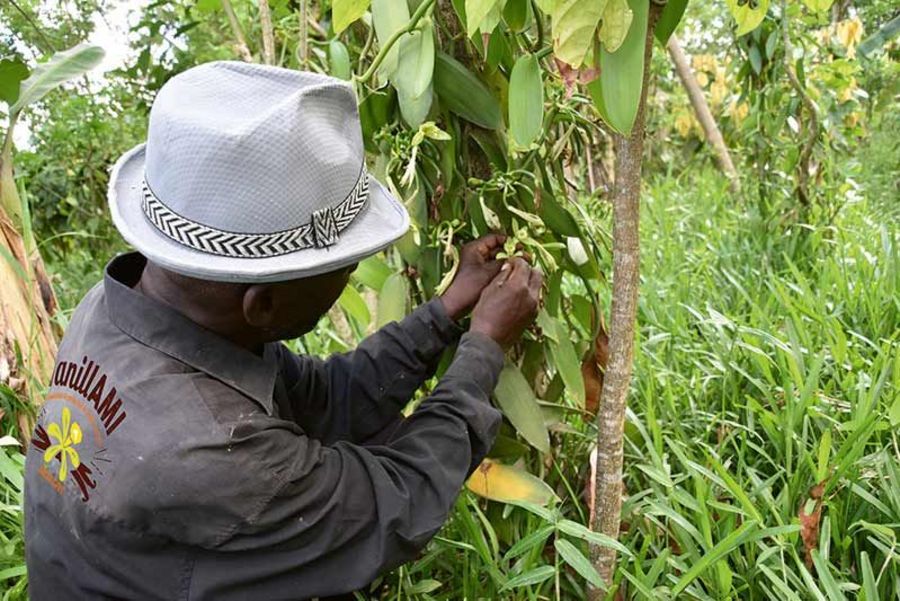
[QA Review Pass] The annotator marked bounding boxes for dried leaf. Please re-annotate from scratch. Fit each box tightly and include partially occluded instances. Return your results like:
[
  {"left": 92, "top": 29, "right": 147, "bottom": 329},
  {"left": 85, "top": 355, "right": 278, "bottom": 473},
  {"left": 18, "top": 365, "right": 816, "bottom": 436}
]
[
  {"left": 466, "top": 458, "right": 556, "bottom": 505},
  {"left": 798, "top": 481, "right": 826, "bottom": 569}
]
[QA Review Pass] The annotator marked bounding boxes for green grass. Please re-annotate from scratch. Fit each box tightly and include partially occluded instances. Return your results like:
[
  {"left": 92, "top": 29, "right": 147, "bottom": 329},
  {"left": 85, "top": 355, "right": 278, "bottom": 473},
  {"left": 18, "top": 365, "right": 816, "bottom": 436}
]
[{"left": 359, "top": 166, "right": 899, "bottom": 600}]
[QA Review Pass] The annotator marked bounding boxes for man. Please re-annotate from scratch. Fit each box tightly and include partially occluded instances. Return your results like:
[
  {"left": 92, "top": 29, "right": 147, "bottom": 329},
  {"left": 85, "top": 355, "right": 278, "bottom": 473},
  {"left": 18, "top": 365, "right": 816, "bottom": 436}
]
[{"left": 24, "top": 62, "right": 541, "bottom": 599}]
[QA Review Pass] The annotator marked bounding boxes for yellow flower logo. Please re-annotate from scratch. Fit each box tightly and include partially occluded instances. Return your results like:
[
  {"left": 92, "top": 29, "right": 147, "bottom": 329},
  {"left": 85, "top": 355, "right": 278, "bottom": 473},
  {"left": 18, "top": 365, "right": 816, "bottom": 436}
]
[{"left": 44, "top": 406, "right": 83, "bottom": 482}]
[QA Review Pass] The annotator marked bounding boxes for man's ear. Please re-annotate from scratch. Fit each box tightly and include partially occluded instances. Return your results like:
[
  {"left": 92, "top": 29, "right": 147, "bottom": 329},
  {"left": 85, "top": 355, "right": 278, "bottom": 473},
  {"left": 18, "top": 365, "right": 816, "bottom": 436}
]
[{"left": 242, "top": 284, "right": 277, "bottom": 327}]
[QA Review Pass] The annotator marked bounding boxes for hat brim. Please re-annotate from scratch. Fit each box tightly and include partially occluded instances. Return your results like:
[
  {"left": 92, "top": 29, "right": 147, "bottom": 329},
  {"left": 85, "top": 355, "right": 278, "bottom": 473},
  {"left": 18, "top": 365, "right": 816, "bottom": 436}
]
[{"left": 108, "top": 144, "right": 410, "bottom": 283}]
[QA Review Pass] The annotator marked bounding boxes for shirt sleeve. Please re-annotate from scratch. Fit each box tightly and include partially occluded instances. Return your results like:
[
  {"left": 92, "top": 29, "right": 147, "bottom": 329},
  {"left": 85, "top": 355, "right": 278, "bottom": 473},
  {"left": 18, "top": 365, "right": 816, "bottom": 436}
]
[
  {"left": 276, "top": 298, "right": 463, "bottom": 444},
  {"left": 193, "top": 333, "right": 504, "bottom": 599}
]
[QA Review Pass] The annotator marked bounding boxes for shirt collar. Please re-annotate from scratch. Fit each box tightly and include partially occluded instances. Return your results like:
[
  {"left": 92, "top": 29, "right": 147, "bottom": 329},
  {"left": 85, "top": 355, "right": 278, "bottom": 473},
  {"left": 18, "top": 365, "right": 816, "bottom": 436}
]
[{"left": 103, "top": 252, "right": 278, "bottom": 415}]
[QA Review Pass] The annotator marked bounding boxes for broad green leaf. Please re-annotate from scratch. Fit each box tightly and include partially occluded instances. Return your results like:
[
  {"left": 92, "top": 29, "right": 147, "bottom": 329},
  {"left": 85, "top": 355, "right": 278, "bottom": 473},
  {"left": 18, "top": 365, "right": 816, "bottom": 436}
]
[
  {"left": 433, "top": 52, "right": 502, "bottom": 129},
  {"left": 539, "top": 193, "right": 580, "bottom": 237},
  {"left": 352, "top": 255, "right": 392, "bottom": 290},
  {"left": 654, "top": 0, "right": 688, "bottom": 44},
  {"left": 338, "top": 285, "right": 370, "bottom": 328},
  {"left": 466, "top": 0, "right": 505, "bottom": 37},
  {"left": 466, "top": 458, "right": 555, "bottom": 504},
  {"left": 0, "top": 59, "right": 29, "bottom": 106},
  {"left": 11, "top": 43, "right": 104, "bottom": 115},
  {"left": 395, "top": 20, "right": 434, "bottom": 99},
  {"left": 598, "top": 0, "right": 633, "bottom": 53},
  {"left": 399, "top": 84, "right": 433, "bottom": 128},
  {"left": 499, "top": 565, "right": 556, "bottom": 591},
  {"left": 333, "top": 0, "right": 371, "bottom": 34},
  {"left": 539, "top": 312, "right": 585, "bottom": 407},
  {"left": 802, "top": 0, "right": 834, "bottom": 12},
  {"left": 508, "top": 54, "right": 543, "bottom": 148},
  {"left": 811, "top": 550, "right": 847, "bottom": 601},
  {"left": 376, "top": 272, "right": 409, "bottom": 327},
  {"left": 328, "top": 40, "right": 352, "bottom": 80},
  {"left": 724, "top": 0, "right": 770, "bottom": 37},
  {"left": 551, "top": 0, "right": 609, "bottom": 66},
  {"left": 371, "top": 0, "right": 409, "bottom": 78},
  {"left": 504, "top": 524, "right": 554, "bottom": 560},
  {"left": 588, "top": 0, "right": 648, "bottom": 134},
  {"left": 493, "top": 364, "right": 550, "bottom": 453},
  {"left": 503, "top": 0, "right": 531, "bottom": 32},
  {"left": 557, "top": 519, "right": 633, "bottom": 556},
  {"left": 554, "top": 538, "right": 604, "bottom": 588}
]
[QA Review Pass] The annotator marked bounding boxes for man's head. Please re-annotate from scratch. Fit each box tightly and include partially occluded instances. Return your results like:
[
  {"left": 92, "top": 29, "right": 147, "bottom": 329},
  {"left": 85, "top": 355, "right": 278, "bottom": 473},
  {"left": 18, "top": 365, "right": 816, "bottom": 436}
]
[{"left": 138, "top": 259, "right": 356, "bottom": 351}]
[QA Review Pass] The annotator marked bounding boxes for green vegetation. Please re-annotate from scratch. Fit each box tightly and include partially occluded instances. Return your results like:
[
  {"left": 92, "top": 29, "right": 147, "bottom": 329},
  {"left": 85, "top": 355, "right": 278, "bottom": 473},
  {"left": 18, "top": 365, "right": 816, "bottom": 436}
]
[{"left": 1, "top": 0, "right": 898, "bottom": 598}]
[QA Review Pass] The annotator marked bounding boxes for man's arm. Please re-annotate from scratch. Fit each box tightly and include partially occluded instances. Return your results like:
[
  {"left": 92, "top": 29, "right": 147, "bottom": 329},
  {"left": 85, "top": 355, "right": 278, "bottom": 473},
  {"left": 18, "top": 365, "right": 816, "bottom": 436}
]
[
  {"left": 275, "top": 297, "right": 462, "bottom": 444},
  {"left": 192, "top": 258, "right": 542, "bottom": 600},
  {"left": 277, "top": 235, "right": 508, "bottom": 444}
]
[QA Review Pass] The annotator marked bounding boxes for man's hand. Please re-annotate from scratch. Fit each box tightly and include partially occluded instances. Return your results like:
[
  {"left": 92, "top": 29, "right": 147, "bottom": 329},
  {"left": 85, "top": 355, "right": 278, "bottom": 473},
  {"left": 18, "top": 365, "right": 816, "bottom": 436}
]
[
  {"left": 440, "top": 234, "right": 507, "bottom": 321},
  {"left": 470, "top": 257, "right": 542, "bottom": 349}
]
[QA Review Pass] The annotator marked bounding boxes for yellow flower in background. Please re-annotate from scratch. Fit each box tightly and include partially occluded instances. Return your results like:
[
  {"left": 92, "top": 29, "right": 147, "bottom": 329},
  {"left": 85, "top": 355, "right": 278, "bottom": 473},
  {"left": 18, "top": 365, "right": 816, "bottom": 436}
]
[
  {"left": 44, "top": 406, "right": 83, "bottom": 482},
  {"left": 675, "top": 112, "right": 694, "bottom": 137},
  {"left": 730, "top": 101, "right": 750, "bottom": 124},
  {"left": 710, "top": 81, "right": 728, "bottom": 106},
  {"left": 697, "top": 71, "right": 710, "bottom": 88},
  {"left": 836, "top": 17, "right": 864, "bottom": 58}
]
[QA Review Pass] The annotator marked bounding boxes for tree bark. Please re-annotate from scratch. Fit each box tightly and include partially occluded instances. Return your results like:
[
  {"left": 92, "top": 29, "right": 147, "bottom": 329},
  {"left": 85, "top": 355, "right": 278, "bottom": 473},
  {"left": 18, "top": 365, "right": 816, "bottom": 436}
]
[
  {"left": 588, "top": 3, "right": 662, "bottom": 595},
  {"left": 667, "top": 35, "right": 741, "bottom": 195}
]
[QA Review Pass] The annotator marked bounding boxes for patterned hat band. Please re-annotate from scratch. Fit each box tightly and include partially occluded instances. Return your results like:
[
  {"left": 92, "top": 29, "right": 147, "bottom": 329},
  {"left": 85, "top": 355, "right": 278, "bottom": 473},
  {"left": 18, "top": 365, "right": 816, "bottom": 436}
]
[{"left": 141, "top": 166, "right": 370, "bottom": 259}]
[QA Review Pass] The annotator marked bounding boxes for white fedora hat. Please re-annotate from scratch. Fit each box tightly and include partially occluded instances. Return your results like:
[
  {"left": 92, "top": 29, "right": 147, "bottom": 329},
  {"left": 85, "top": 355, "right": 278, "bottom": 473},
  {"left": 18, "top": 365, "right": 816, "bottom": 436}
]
[{"left": 108, "top": 61, "right": 409, "bottom": 283}]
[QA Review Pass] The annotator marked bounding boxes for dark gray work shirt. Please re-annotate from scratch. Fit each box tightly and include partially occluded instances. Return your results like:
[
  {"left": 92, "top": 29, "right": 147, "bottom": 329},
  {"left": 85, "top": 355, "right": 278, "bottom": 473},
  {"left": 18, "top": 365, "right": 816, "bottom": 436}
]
[{"left": 24, "top": 252, "right": 504, "bottom": 600}]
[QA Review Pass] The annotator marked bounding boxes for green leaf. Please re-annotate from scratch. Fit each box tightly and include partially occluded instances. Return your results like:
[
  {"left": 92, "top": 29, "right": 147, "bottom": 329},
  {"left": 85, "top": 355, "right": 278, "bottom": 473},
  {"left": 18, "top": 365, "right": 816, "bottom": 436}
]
[
  {"left": 811, "top": 550, "right": 848, "bottom": 601},
  {"left": 376, "top": 272, "right": 409, "bottom": 327},
  {"left": 0, "top": 59, "right": 29, "bottom": 106},
  {"left": 504, "top": 524, "right": 554, "bottom": 560},
  {"left": 654, "top": 0, "right": 688, "bottom": 44},
  {"left": 802, "top": 0, "right": 834, "bottom": 12},
  {"left": 399, "top": 84, "right": 433, "bottom": 128},
  {"left": 352, "top": 255, "right": 393, "bottom": 290},
  {"left": 554, "top": 538, "right": 605, "bottom": 588},
  {"left": 509, "top": 54, "right": 544, "bottom": 149},
  {"left": 338, "top": 285, "right": 371, "bottom": 328},
  {"left": 598, "top": 0, "right": 633, "bottom": 53},
  {"left": 395, "top": 20, "right": 435, "bottom": 99},
  {"left": 859, "top": 552, "right": 880, "bottom": 601},
  {"left": 466, "top": 0, "right": 504, "bottom": 37},
  {"left": 493, "top": 364, "right": 551, "bottom": 453},
  {"left": 466, "top": 458, "right": 556, "bottom": 504},
  {"left": 587, "top": 0, "right": 647, "bottom": 134},
  {"left": 724, "top": 0, "right": 770, "bottom": 37},
  {"left": 371, "top": 0, "right": 410, "bottom": 78},
  {"left": 333, "top": 0, "right": 371, "bottom": 33},
  {"left": 539, "top": 192, "right": 580, "bottom": 237},
  {"left": 11, "top": 43, "right": 105, "bottom": 115},
  {"left": 541, "top": 314, "right": 585, "bottom": 406},
  {"left": 671, "top": 521, "right": 760, "bottom": 596},
  {"left": 557, "top": 519, "right": 633, "bottom": 556},
  {"left": 329, "top": 40, "right": 352, "bottom": 80},
  {"left": 503, "top": 0, "right": 531, "bottom": 32},
  {"left": 551, "top": 0, "right": 609, "bottom": 66},
  {"left": 433, "top": 52, "right": 502, "bottom": 129},
  {"left": 500, "top": 565, "right": 556, "bottom": 591}
]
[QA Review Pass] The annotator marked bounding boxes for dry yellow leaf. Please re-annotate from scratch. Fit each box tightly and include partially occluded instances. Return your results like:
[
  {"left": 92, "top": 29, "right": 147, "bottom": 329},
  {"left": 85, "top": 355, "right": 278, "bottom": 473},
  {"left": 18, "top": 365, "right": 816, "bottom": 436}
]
[{"left": 466, "top": 458, "right": 556, "bottom": 505}]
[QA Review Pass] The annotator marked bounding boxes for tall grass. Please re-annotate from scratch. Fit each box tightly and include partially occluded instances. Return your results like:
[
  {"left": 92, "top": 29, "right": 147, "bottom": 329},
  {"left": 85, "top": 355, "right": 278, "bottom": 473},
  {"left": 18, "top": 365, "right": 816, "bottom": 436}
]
[{"left": 364, "top": 167, "right": 898, "bottom": 599}]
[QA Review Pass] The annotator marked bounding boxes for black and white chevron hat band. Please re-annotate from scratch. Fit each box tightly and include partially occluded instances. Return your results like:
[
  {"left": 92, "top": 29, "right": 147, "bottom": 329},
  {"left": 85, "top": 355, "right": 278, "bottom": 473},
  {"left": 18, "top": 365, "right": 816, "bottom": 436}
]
[{"left": 141, "top": 166, "right": 370, "bottom": 259}]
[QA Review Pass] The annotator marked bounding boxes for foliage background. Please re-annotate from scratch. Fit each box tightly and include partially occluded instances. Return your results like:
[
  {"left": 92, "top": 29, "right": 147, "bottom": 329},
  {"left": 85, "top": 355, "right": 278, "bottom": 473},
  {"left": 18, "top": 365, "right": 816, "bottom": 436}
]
[{"left": 1, "top": 0, "right": 898, "bottom": 599}]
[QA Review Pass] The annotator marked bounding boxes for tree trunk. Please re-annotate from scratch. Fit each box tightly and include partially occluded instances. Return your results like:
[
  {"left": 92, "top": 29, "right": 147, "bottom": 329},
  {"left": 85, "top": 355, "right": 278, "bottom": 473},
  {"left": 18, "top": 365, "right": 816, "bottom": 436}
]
[
  {"left": 0, "top": 208, "right": 58, "bottom": 414},
  {"left": 588, "top": 3, "right": 662, "bottom": 595},
  {"left": 667, "top": 35, "right": 741, "bottom": 195}
]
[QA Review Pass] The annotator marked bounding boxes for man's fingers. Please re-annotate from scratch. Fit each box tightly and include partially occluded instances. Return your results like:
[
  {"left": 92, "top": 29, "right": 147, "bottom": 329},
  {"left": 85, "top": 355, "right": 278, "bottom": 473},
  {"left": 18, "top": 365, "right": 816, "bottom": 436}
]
[{"left": 528, "top": 267, "right": 543, "bottom": 291}]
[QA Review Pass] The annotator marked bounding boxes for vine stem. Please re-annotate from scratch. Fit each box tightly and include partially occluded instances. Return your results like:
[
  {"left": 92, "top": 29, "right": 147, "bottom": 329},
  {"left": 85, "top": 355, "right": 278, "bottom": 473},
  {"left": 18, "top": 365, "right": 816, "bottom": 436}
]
[
  {"left": 354, "top": 0, "right": 436, "bottom": 85},
  {"left": 781, "top": 0, "right": 820, "bottom": 206}
]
